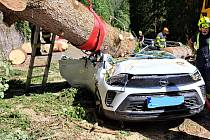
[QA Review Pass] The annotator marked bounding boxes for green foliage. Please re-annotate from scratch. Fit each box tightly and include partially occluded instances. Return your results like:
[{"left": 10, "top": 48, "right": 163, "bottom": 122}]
[
  {"left": 166, "top": 0, "right": 200, "bottom": 42},
  {"left": 119, "top": 130, "right": 131, "bottom": 137},
  {"left": 63, "top": 105, "right": 87, "bottom": 120},
  {"left": 0, "top": 61, "right": 10, "bottom": 98},
  {"left": 0, "top": 109, "right": 30, "bottom": 138},
  {"left": 15, "top": 21, "right": 31, "bottom": 41},
  {"left": 130, "top": 0, "right": 167, "bottom": 38},
  {"left": 93, "top": 0, "right": 113, "bottom": 22},
  {"left": 79, "top": 0, "right": 90, "bottom": 6},
  {"left": 58, "top": 88, "right": 78, "bottom": 105},
  {"left": 130, "top": 0, "right": 201, "bottom": 42},
  {"left": 80, "top": 0, "right": 130, "bottom": 31},
  {"left": 110, "top": 0, "right": 130, "bottom": 31},
  {"left": 134, "top": 42, "right": 140, "bottom": 53},
  {"left": 59, "top": 88, "right": 90, "bottom": 120},
  {"left": 80, "top": 0, "right": 112, "bottom": 23},
  {"left": 0, "top": 111, "right": 29, "bottom": 129}
]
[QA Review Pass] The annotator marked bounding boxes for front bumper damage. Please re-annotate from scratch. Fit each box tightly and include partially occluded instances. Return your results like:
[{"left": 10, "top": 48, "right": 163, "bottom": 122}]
[{"left": 103, "top": 90, "right": 204, "bottom": 121}]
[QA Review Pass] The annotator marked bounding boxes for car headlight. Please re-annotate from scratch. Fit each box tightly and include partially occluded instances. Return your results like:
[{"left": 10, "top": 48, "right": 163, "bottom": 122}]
[
  {"left": 106, "top": 74, "right": 128, "bottom": 86},
  {"left": 191, "top": 70, "right": 202, "bottom": 81}
]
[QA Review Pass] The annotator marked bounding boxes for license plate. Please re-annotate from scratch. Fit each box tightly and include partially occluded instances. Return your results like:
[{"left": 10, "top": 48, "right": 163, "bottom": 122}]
[{"left": 147, "top": 96, "right": 184, "bottom": 109}]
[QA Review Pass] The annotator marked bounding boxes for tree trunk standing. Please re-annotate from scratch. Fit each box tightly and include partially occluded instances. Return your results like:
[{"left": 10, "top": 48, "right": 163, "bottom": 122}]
[
  {"left": 0, "top": 12, "right": 23, "bottom": 59},
  {"left": 0, "top": 0, "right": 136, "bottom": 57}
]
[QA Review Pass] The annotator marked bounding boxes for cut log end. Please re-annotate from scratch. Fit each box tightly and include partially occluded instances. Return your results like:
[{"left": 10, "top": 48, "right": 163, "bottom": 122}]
[
  {"left": 0, "top": 0, "right": 27, "bottom": 11},
  {"left": 41, "top": 41, "right": 69, "bottom": 53},
  {"left": 9, "top": 48, "right": 26, "bottom": 65},
  {"left": 21, "top": 42, "right": 32, "bottom": 54}
]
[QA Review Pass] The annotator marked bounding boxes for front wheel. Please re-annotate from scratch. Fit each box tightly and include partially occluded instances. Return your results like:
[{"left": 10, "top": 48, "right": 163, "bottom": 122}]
[{"left": 94, "top": 88, "right": 104, "bottom": 117}]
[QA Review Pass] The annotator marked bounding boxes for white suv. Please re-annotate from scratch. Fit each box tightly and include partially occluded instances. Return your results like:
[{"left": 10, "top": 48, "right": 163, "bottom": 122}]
[{"left": 59, "top": 51, "right": 206, "bottom": 121}]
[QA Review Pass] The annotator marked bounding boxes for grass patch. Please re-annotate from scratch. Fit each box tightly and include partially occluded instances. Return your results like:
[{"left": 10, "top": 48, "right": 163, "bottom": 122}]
[
  {"left": 10, "top": 68, "right": 27, "bottom": 78},
  {"left": 0, "top": 99, "right": 30, "bottom": 138},
  {"left": 0, "top": 61, "right": 98, "bottom": 138},
  {"left": 0, "top": 99, "right": 29, "bottom": 130},
  {"left": 0, "top": 111, "right": 29, "bottom": 130},
  {"left": 0, "top": 87, "right": 93, "bottom": 139}
]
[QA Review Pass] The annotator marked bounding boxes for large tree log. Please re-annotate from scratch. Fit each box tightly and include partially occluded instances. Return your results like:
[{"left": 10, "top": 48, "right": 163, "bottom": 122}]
[{"left": 0, "top": 0, "right": 136, "bottom": 57}]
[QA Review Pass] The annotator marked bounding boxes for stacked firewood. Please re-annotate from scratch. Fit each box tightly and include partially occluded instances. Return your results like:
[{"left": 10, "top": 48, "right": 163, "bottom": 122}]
[{"left": 9, "top": 38, "right": 69, "bottom": 65}]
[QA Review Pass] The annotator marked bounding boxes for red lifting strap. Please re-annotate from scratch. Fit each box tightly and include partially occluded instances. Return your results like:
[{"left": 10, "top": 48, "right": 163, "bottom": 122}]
[
  {"left": 80, "top": 0, "right": 106, "bottom": 51},
  {"left": 206, "top": 97, "right": 210, "bottom": 111}
]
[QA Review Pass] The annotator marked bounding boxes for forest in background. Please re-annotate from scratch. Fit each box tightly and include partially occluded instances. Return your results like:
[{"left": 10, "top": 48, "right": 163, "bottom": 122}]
[{"left": 80, "top": 0, "right": 202, "bottom": 43}]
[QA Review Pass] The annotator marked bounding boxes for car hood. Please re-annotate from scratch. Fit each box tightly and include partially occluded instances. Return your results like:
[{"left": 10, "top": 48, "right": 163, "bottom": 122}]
[{"left": 113, "top": 58, "right": 196, "bottom": 75}]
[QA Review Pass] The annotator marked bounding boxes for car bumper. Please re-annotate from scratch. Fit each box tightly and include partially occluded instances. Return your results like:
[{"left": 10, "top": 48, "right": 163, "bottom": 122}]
[
  {"left": 103, "top": 89, "right": 205, "bottom": 121},
  {"left": 103, "top": 105, "right": 204, "bottom": 122}
]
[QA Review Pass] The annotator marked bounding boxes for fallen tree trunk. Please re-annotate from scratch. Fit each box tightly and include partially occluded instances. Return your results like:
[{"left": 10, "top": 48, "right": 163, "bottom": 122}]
[
  {"left": 163, "top": 47, "right": 192, "bottom": 59},
  {"left": 0, "top": 0, "right": 136, "bottom": 57}
]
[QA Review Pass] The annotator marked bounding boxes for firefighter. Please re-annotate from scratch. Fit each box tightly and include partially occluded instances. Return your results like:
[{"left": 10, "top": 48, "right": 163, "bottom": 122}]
[
  {"left": 190, "top": 16, "right": 210, "bottom": 93},
  {"left": 155, "top": 27, "right": 169, "bottom": 49},
  {"left": 138, "top": 30, "right": 144, "bottom": 49}
]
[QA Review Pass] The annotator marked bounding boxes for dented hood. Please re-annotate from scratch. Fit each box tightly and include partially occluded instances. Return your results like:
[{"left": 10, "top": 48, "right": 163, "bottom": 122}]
[{"left": 113, "top": 58, "right": 196, "bottom": 75}]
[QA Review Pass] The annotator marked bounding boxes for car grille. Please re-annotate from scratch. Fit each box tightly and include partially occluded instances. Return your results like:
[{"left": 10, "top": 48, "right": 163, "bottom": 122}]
[
  {"left": 126, "top": 74, "right": 194, "bottom": 87},
  {"left": 117, "top": 90, "right": 202, "bottom": 112}
]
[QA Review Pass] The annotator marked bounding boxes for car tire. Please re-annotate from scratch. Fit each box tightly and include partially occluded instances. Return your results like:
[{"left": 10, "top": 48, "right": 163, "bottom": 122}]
[{"left": 94, "top": 88, "right": 104, "bottom": 117}]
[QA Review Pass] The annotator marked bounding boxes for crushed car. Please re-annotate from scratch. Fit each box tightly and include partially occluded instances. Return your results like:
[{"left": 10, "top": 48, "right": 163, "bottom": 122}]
[{"left": 59, "top": 50, "right": 206, "bottom": 121}]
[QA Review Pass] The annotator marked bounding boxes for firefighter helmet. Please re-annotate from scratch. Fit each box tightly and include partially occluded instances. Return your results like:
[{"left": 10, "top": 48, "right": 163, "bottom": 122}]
[
  {"left": 198, "top": 16, "right": 210, "bottom": 28},
  {"left": 163, "top": 27, "right": 169, "bottom": 34}
]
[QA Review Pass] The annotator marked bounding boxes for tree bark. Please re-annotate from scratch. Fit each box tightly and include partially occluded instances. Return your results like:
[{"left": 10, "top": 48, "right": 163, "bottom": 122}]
[
  {"left": 0, "top": 0, "right": 136, "bottom": 57},
  {"left": 0, "top": 12, "right": 23, "bottom": 59}
]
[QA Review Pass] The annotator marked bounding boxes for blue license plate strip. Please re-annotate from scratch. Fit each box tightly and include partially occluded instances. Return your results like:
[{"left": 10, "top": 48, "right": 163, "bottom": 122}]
[{"left": 147, "top": 96, "right": 184, "bottom": 109}]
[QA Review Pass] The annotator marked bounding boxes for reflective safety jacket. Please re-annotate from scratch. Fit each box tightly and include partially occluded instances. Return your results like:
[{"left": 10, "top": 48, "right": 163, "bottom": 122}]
[
  {"left": 194, "top": 32, "right": 210, "bottom": 83},
  {"left": 195, "top": 32, "right": 210, "bottom": 51},
  {"left": 155, "top": 32, "right": 167, "bottom": 48},
  {"left": 194, "top": 32, "right": 210, "bottom": 70}
]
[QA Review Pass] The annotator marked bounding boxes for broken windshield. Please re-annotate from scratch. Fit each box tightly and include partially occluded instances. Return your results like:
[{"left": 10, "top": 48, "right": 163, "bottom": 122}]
[
  {"left": 132, "top": 51, "right": 176, "bottom": 59},
  {"left": 113, "top": 51, "right": 175, "bottom": 64}
]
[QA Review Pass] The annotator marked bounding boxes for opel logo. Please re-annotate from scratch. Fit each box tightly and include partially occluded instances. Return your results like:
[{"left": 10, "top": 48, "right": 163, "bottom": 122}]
[{"left": 159, "top": 78, "right": 169, "bottom": 87}]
